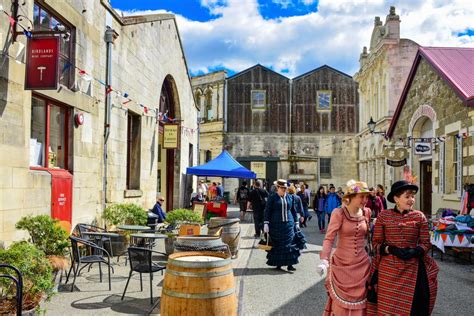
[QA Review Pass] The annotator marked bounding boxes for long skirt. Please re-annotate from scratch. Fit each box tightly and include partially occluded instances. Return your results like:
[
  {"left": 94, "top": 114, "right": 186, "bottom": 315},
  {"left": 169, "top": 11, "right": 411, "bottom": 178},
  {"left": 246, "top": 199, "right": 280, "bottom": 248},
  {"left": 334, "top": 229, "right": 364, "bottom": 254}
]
[
  {"left": 293, "top": 226, "right": 307, "bottom": 250},
  {"left": 266, "top": 221, "right": 300, "bottom": 266}
]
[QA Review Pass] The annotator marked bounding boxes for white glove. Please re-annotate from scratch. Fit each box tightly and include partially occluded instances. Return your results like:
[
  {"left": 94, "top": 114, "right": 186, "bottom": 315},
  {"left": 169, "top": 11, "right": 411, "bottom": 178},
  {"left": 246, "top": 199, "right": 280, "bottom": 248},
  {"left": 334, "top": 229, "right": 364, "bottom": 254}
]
[
  {"left": 263, "top": 223, "right": 269, "bottom": 233},
  {"left": 295, "top": 222, "right": 300, "bottom": 229},
  {"left": 316, "top": 259, "right": 329, "bottom": 276}
]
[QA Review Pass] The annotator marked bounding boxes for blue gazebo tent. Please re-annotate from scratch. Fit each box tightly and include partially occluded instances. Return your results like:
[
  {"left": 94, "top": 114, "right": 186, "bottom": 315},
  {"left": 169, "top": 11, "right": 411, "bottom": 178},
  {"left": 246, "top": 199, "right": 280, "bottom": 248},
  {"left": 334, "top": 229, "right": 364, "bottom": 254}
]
[{"left": 186, "top": 150, "right": 256, "bottom": 179}]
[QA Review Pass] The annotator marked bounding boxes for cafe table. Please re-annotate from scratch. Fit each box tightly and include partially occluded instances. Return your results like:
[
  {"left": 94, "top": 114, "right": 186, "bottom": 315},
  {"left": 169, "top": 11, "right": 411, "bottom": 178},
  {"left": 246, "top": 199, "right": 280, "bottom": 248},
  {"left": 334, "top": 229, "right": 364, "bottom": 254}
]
[{"left": 130, "top": 233, "right": 167, "bottom": 255}]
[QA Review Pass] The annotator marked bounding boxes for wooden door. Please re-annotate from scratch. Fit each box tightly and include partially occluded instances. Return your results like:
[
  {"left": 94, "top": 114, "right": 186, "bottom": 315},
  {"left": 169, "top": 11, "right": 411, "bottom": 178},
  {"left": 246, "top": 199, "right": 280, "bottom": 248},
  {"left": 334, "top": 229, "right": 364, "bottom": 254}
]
[{"left": 420, "top": 161, "right": 432, "bottom": 217}]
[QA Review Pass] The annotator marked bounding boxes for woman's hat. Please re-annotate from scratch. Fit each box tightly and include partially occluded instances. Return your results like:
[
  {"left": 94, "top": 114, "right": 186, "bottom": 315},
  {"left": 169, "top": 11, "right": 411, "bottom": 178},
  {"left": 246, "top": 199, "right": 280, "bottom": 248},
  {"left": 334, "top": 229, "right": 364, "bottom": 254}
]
[
  {"left": 387, "top": 180, "right": 418, "bottom": 203},
  {"left": 343, "top": 180, "right": 370, "bottom": 199},
  {"left": 273, "top": 179, "right": 288, "bottom": 188}
]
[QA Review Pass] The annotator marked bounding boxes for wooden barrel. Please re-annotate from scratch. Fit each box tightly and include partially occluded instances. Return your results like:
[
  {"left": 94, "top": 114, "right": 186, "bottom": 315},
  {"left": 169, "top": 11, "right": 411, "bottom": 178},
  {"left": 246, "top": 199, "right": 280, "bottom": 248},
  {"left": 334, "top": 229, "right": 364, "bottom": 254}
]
[
  {"left": 161, "top": 251, "right": 237, "bottom": 316},
  {"left": 174, "top": 235, "right": 231, "bottom": 258},
  {"left": 208, "top": 218, "right": 240, "bottom": 257}
]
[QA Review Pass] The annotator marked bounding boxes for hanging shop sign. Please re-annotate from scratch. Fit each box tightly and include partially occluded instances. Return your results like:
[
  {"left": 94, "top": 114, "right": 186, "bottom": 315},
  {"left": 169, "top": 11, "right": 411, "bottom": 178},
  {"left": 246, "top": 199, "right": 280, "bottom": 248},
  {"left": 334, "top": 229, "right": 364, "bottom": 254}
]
[
  {"left": 25, "top": 37, "right": 59, "bottom": 90},
  {"left": 386, "top": 159, "right": 407, "bottom": 167},
  {"left": 384, "top": 147, "right": 408, "bottom": 161},
  {"left": 414, "top": 142, "right": 432, "bottom": 155},
  {"left": 250, "top": 161, "right": 266, "bottom": 179},
  {"left": 162, "top": 123, "right": 180, "bottom": 149}
]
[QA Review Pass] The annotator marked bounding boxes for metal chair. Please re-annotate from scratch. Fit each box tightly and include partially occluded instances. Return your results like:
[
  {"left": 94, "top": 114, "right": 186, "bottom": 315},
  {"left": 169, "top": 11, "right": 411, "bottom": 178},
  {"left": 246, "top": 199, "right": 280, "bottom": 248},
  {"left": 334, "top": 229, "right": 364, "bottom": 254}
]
[
  {"left": 65, "top": 236, "right": 113, "bottom": 292},
  {"left": 0, "top": 264, "right": 23, "bottom": 316},
  {"left": 77, "top": 223, "right": 114, "bottom": 256},
  {"left": 121, "top": 247, "right": 166, "bottom": 304}
]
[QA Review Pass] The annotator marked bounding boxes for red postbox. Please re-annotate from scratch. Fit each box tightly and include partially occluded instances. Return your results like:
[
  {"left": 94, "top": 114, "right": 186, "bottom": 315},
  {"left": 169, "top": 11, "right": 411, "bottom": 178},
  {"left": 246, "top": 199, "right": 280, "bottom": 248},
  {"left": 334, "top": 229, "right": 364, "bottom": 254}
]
[{"left": 48, "top": 169, "right": 73, "bottom": 223}]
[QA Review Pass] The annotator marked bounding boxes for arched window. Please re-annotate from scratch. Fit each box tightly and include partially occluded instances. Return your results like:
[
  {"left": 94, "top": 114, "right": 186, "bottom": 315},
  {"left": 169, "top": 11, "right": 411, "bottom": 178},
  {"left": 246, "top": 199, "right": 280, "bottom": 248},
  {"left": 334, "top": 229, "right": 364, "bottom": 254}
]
[{"left": 205, "top": 90, "right": 213, "bottom": 120}]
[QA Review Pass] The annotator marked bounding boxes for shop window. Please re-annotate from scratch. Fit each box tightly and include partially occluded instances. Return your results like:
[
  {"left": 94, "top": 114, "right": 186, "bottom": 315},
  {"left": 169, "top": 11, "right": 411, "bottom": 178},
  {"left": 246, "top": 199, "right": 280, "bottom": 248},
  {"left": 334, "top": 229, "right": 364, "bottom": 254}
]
[
  {"left": 127, "top": 113, "right": 141, "bottom": 190},
  {"left": 317, "top": 90, "right": 332, "bottom": 111},
  {"left": 30, "top": 95, "right": 72, "bottom": 170},
  {"left": 444, "top": 135, "right": 463, "bottom": 194},
  {"left": 251, "top": 90, "right": 266, "bottom": 110},
  {"left": 33, "top": 3, "right": 75, "bottom": 88},
  {"left": 320, "top": 158, "right": 331, "bottom": 178}
]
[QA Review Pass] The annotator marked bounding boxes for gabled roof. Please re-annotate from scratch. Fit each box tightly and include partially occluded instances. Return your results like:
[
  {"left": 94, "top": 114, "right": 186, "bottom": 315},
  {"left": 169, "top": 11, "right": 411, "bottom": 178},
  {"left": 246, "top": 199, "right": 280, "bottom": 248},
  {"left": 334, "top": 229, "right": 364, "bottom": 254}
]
[
  {"left": 387, "top": 47, "right": 474, "bottom": 138},
  {"left": 227, "top": 64, "right": 290, "bottom": 81},
  {"left": 292, "top": 64, "right": 352, "bottom": 81}
]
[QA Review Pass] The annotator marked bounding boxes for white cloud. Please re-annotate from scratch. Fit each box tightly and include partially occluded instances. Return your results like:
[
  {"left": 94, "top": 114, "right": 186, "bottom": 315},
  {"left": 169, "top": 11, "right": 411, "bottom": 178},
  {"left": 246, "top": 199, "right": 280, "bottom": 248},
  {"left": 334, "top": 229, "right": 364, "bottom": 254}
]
[{"left": 120, "top": 0, "right": 474, "bottom": 77}]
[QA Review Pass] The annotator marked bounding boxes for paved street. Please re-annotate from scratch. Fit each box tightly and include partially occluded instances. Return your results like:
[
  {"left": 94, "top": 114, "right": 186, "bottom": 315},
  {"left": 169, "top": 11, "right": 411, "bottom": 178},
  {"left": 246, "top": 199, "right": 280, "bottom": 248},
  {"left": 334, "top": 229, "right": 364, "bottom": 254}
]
[
  {"left": 236, "top": 208, "right": 473, "bottom": 316},
  {"left": 41, "top": 206, "right": 473, "bottom": 315}
]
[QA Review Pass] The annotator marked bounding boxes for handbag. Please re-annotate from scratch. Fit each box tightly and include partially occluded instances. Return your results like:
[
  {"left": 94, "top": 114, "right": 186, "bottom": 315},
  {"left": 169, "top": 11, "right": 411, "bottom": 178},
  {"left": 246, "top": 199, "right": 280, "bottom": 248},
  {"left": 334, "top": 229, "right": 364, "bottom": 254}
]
[{"left": 258, "top": 233, "right": 272, "bottom": 251}]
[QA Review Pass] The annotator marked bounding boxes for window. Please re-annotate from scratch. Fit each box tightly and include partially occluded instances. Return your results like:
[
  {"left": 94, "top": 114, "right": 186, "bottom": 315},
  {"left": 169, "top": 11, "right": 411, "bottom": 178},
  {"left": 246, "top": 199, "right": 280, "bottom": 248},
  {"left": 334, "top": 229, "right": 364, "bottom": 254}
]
[
  {"left": 205, "top": 90, "right": 213, "bottom": 120},
  {"left": 127, "top": 113, "right": 141, "bottom": 190},
  {"left": 205, "top": 150, "right": 212, "bottom": 163},
  {"left": 251, "top": 90, "right": 266, "bottom": 110},
  {"left": 195, "top": 90, "right": 202, "bottom": 109},
  {"left": 30, "top": 95, "right": 72, "bottom": 170},
  {"left": 317, "top": 90, "right": 332, "bottom": 111},
  {"left": 320, "top": 158, "right": 331, "bottom": 178},
  {"left": 33, "top": 3, "right": 75, "bottom": 88},
  {"left": 453, "top": 136, "right": 462, "bottom": 192}
]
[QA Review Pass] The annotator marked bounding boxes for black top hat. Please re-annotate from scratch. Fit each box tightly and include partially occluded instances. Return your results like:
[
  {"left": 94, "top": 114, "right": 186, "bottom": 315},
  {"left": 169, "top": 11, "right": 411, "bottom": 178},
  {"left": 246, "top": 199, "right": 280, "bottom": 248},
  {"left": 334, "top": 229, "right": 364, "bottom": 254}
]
[{"left": 387, "top": 180, "right": 419, "bottom": 203}]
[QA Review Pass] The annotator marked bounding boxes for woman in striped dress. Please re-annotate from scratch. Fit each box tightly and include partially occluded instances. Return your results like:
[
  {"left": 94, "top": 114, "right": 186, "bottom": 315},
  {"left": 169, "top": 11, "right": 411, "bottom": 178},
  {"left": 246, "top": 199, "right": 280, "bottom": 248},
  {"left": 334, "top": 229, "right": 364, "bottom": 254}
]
[
  {"left": 317, "top": 180, "right": 371, "bottom": 315},
  {"left": 367, "top": 180, "right": 439, "bottom": 315}
]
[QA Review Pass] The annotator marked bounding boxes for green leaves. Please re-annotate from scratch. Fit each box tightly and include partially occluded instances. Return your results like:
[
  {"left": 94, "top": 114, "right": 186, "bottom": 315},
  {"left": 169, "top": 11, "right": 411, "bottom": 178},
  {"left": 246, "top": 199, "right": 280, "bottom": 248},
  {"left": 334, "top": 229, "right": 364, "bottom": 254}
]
[
  {"left": 0, "top": 242, "right": 54, "bottom": 310},
  {"left": 102, "top": 203, "right": 148, "bottom": 226},
  {"left": 15, "top": 215, "right": 69, "bottom": 256},
  {"left": 165, "top": 208, "right": 203, "bottom": 226}
]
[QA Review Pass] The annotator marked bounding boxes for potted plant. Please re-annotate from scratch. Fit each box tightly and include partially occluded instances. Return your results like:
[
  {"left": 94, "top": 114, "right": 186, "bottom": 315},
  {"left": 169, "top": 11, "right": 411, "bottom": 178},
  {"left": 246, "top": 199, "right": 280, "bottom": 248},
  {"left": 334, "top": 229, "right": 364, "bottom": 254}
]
[
  {"left": 15, "top": 215, "right": 70, "bottom": 276},
  {"left": 102, "top": 203, "right": 148, "bottom": 254},
  {"left": 0, "top": 241, "right": 54, "bottom": 315},
  {"left": 164, "top": 209, "right": 204, "bottom": 254}
]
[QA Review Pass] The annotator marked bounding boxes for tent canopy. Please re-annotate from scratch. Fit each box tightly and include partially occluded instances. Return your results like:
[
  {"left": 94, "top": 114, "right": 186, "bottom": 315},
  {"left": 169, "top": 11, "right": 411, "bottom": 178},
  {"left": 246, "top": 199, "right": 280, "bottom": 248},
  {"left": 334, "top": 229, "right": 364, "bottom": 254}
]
[{"left": 186, "top": 150, "right": 256, "bottom": 179}]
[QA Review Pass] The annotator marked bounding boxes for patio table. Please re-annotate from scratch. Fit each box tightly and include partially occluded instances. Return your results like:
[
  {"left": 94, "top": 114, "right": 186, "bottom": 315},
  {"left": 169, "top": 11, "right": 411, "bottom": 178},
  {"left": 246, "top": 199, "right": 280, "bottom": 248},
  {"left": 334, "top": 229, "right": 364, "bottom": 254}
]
[
  {"left": 117, "top": 225, "right": 151, "bottom": 232},
  {"left": 130, "top": 233, "right": 167, "bottom": 255}
]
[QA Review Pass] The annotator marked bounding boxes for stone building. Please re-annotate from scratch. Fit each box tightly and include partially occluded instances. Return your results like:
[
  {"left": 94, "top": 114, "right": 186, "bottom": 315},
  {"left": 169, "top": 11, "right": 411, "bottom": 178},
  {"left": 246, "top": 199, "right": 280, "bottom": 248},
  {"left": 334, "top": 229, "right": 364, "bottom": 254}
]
[
  {"left": 386, "top": 47, "right": 474, "bottom": 215},
  {"left": 224, "top": 64, "right": 359, "bottom": 196},
  {"left": 0, "top": 0, "right": 198, "bottom": 244},
  {"left": 191, "top": 70, "right": 226, "bottom": 164},
  {"left": 354, "top": 6, "right": 418, "bottom": 189}
]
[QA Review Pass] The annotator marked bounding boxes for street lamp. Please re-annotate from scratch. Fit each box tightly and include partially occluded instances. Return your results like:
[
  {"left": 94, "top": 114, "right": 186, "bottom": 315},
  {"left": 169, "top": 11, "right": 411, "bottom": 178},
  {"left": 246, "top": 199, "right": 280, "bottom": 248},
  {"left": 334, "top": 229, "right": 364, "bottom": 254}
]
[{"left": 367, "top": 117, "right": 386, "bottom": 135}]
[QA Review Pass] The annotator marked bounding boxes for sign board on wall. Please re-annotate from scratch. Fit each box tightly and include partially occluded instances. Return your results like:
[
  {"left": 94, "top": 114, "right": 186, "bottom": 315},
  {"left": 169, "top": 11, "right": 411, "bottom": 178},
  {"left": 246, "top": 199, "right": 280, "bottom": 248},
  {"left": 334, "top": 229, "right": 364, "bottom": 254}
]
[
  {"left": 25, "top": 37, "right": 59, "bottom": 90},
  {"left": 386, "top": 159, "right": 407, "bottom": 167},
  {"left": 251, "top": 161, "right": 266, "bottom": 179},
  {"left": 162, "top": 124, "right": 180, "bottom": 149},
  {"left": 384, "top": 147, "right": 408, "bottom": 160},
  {"left": 414, "top": 142, "right": 432, "bottom": 155}
]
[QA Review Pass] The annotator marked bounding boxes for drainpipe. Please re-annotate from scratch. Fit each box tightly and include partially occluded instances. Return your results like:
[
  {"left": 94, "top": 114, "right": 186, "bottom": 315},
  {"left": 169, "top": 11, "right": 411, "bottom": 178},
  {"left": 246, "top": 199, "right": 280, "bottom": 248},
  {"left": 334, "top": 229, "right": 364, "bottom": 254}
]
[{"left": 103, "top": 27, "right": 115, "bottom": 212}]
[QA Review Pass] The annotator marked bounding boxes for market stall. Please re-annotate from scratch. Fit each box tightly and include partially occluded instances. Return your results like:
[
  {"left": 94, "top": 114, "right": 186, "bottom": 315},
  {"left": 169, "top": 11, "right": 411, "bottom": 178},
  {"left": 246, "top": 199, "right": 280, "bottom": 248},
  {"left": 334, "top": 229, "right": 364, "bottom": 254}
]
[
  {"left": 186, "top": 150, "right": 256, "bottom": 218},
  {"left": 430, "top": 215, "right": 474, "bottom": 261}
]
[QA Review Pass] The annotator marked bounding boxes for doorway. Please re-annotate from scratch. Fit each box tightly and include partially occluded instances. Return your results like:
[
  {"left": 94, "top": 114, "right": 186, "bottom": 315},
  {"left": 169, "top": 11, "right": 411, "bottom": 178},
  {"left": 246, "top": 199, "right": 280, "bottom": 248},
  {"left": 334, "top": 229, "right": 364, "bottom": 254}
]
[{"left": 420, "top": 160, "right": 432, "bottom": 217}]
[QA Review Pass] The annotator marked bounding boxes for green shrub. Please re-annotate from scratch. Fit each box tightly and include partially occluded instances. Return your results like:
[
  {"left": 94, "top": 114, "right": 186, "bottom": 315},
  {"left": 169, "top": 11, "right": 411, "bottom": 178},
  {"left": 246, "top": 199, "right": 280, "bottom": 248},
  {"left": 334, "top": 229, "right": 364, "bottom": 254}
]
[
  {"left": 166, "top": 208, "right": 203, "bottom": 226},
  {"left": 0, "top": 242, "right": 54, "bottom": 312},
  {"left": 103, "top": 203, "right": 147, "bottom": 226},
  {"left": 15, "top": 215, "right": 69, "bottom": 256}
]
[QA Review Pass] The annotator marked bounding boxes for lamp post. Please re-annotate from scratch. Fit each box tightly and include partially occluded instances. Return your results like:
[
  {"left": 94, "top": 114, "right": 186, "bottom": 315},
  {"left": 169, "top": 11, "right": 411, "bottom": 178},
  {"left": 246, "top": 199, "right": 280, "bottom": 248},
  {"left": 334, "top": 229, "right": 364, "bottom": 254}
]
[{"left": 367, "top": 117, "right": 386, "bottom": 136}]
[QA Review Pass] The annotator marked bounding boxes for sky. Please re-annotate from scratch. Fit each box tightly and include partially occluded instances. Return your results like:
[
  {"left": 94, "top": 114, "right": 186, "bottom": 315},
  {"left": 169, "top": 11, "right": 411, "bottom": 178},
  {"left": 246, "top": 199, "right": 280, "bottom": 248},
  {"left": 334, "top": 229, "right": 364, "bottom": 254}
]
[{"left": 110, "top": 0, "right": 474, "bottom": 77}]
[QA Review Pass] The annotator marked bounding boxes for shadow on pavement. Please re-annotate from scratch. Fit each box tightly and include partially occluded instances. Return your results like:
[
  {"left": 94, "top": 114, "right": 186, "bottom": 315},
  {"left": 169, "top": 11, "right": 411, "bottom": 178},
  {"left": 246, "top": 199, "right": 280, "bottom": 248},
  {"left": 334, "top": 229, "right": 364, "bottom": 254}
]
[
  {"left": 71, "top": 294, "right": 159, "bottom": 315},
  {"left": 233, "top": 267, "right": 295, "bottom": 277}
]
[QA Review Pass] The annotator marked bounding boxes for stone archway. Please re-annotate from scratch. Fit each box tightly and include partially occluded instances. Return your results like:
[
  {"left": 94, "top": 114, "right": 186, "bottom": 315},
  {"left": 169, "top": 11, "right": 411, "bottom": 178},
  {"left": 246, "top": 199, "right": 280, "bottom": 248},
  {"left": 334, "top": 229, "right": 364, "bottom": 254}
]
[{"left": 158, "top": 75, "right": 181, "bottom": 211}]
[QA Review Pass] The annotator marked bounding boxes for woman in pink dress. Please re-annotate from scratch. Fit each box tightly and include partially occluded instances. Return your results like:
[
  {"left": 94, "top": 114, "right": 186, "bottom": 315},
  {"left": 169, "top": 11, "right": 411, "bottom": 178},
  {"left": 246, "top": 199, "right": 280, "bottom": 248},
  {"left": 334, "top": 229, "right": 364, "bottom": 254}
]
[{"left": 317, "top": 180, "right": 371, "bottom": 315}]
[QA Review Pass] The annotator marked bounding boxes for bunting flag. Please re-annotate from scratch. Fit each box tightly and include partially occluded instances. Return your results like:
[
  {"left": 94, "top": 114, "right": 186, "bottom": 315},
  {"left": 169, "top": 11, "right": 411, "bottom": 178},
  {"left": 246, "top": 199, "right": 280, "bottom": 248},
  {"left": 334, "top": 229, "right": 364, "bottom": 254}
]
[
  {"left": 448, "top": 233, "right": 456, "bottom": 243},
  {"left": 440, "top": 233, "right": 448, "bottom": 242},
  {"left": 457, "top": 234, "right": 464, "bottom": 243},
  {"left": 105, "top": 86, "right": 113, "bottom": 95}
]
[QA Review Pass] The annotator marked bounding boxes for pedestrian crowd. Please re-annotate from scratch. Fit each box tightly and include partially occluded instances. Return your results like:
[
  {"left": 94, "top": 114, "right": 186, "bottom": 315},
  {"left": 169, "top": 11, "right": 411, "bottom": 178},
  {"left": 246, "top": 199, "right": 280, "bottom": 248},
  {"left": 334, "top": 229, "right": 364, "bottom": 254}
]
[{"left": 244, "top": 178, "right": 438, "bottom": 315}]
